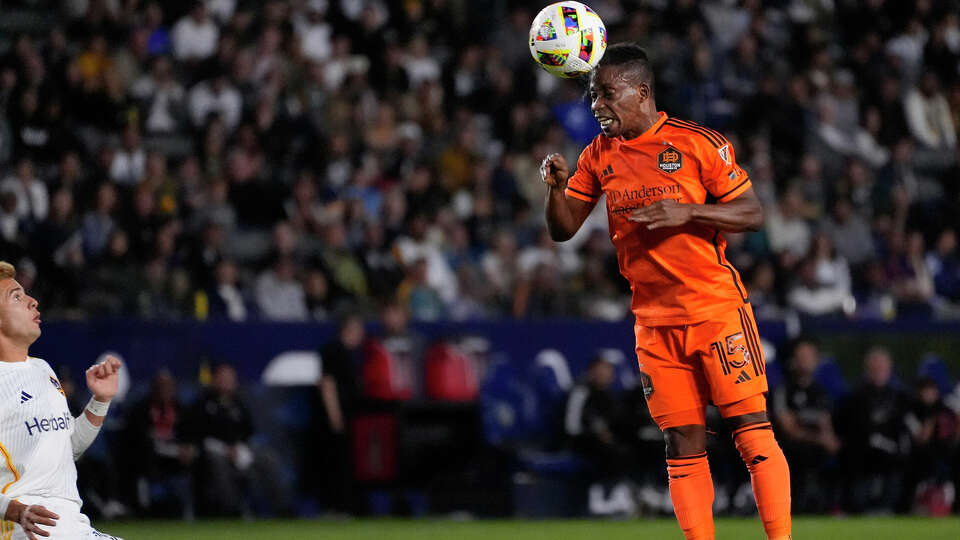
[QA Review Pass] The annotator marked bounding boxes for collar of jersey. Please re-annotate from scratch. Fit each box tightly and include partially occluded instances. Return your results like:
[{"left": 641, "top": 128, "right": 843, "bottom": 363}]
[{"left": 617, "top": 111, "right": 668, "bottom": 146}]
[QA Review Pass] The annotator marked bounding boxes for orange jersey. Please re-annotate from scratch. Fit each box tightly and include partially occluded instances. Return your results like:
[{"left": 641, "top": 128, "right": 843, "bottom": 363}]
[{"left": 566, "top": 112, "right": 752, "bottom": 325}]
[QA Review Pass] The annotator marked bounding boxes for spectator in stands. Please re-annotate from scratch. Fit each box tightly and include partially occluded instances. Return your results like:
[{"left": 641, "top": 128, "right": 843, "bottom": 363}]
[
  {"left": 0, "top": 157, "right": 47, "bottom": 223},
  {"left": 378, "top": 302, "right": 424, "bottom": 397},
  {"left": 254, "top": 255, "right": 307, "bottom": 321},
  {"left": 811, "top": 233, "right": 853, "bottom": 300},
  {"left": 481, "top": 229, "right": 520, "bottom": 312},
  {"left": 317, "top": 219, "right": 369, "bottom": 307},
  {"left": 303, "top": 267, "right": 332, "bottom": 321},
  {"left": 130, "top": 56, "right": 186, "bottom": 134},
  {"left": 838, "top": 347, "right": 911, "bottom": 513},
  {"left": 819, "top": 197, "right": 876, "bottom": 268},
  {"left": 126, "top": 369, "right": 195, "bottom": 518},
  {"left": 926, "top": 229, "right": 960, "bottom": 304},
  {"left": 172, "top": 2, "right": 219, "bottom": 62},
  {"left": 188, "top": 70, "right": 242, "bottom": 130},
  {"left": 397, "top": 257, "right": 445, "bottom": 321},
  {"left": 84, "top": 228, "right": 139, "bottom": 315},
  {"left": 564, "top": 354, "right": 632, "bottom": 482},
  {"left": 393, "top": 212, "right": 458, "bottom": 306},
  {"left": 296, "top": 0, "right": 333, "bottom": 63},
  {"left": 403, "top": 35, "right": 441, "bottom": 89},
  {"left": 0, "top": 186, "right": 23, "bottom": 247},
  {"left": 904, "top": 72, "right": 957, "bottom": 152},
  {"left": 306, "top": 313, "right": 365, "bottom": 514},
  {"left": 204, "top": 258, "right": 249, "bottom": 321},
  {"left": 514, "top": 262, "right": 575, "bottom": 319},
  {"left": 182, "top": 362, "right": 267, "bottom": 517},
  {"left": 81, "top": 182, "right": 117, "bottom": 260},
  {"left": 888, "top": 231, "right": 936, "bottom": 318},
  {"left": 905, "top": 377, "right": 960, "bottom": 515},
  {"left": 771, "top": 338, "right": 841, "bottom": 513},
  {"left": 745, "top": 259, "right": 782, "bottom": 320},
  {"left": 109, "top": 124, "right": 146, "bottom": 186},
  {"left": 791, "top": 154, "right": 828, "bottom": 220},
  {"left": 765, "top": 187, "right": 811, "bottom": 262},
  {"left": 143, "top": 3, "right": 171, "bottom": 57},
  {"left": 787, "top": 255, "right": 856, "bottom": 318}
]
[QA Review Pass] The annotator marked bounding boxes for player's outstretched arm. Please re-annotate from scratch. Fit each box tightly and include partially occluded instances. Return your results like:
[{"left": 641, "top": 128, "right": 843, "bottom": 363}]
[
  {"left": 542, "top": 153, "right": 596, "bottom": 241},
  {"left": 629, "top": 187, "right": 764, "bottom": 232},
  {"left": 4, "top": 500, "right": 59, "bottom": 540},
  {"left": 71, "top": 355, "right": 123, "bottom": 460}
]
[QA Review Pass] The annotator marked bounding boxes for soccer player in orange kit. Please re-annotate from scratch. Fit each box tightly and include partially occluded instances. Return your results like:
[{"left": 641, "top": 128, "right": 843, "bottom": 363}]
[{"left": 542, "top": 44, "right": 791, "bottom": 540}]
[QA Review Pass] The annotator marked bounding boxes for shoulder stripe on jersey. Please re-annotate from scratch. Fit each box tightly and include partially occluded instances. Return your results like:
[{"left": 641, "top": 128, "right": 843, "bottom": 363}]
[
  {"left": 716, "top": 177, "right": 751, "bottom": 201},
  {"left": 669, "top": 118, "right": 728, "bottom": 146},
  {"left": 665, "top": 119, "right": 725, "bottom": 147},
  {"left": 664, "top": 120, "right": 722, "bottom": 147},
  {"left": 567, "top": 186, "right": 600, "bottom": 199},
  {"left": 711, "top": 229, "right": 747, "bottom": 301},
  {"left": 665, "top": 119, "right": 725, "bottom": 148},
  {"left": 0, "top": 442, "right": 19, "bottom": 494}
]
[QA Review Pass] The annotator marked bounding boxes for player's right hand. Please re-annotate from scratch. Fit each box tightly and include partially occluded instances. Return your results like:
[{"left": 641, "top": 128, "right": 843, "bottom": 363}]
[
  {"left": 18, "top": 504, "right": 59, "bottom": 539},
  {"left": 540, "top": 153, "right": 569, "bottom": 189}
]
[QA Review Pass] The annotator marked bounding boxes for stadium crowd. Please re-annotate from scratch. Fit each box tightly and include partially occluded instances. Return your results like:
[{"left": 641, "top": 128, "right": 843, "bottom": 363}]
[
  {"left": 563, "top": 339, "right": 960, "bottom": 517},
  {"left": 0, "top": 0, "right": 959, "bottom": 522},
  {"left": 0, "top": 0, "right": 957, "bottom": 323}
]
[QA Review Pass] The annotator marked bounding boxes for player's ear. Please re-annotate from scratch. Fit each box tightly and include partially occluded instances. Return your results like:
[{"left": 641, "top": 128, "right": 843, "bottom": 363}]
[{"left": 636, "top": 82, "right": 651, "bottom": 101}]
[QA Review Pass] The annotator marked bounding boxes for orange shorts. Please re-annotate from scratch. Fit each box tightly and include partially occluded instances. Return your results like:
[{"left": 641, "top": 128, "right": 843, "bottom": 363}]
[{"left": 635, "top": 303, "right": 767, "bottom": 426}]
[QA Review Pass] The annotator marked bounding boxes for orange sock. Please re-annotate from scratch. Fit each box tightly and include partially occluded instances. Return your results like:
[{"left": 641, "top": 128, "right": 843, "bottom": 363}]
[
  {"left": 666, "top": 452, "right": 715, "bottom": 540},
  {"left": 733, "top": 423, "right": 792, "bottom": 540}
]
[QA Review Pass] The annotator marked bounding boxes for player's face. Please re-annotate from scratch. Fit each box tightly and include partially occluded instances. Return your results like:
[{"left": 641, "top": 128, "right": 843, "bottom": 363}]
[
  {"left": 0, "top": 278, "right": 41, "bottom": 345},
  {"left": 589, "top": 66, "right": 651, "bottom": 139}
]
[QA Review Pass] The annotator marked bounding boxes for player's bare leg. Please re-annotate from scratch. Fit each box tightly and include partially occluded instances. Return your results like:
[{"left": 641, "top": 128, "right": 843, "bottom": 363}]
[
  {"left": 723, "top": 408, "right": 792, "bottom": 540},
  {"left": 664, "top": 424, "right": 715, "bottom": 540}
]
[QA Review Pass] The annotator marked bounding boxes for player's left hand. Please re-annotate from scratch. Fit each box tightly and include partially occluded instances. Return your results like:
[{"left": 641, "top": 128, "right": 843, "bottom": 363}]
[
  {"left": 628, "top": 199, "right": 693, "bottom": 229},
  {"left": 86, "top": 355, "right": 123, "bottom": 402}
]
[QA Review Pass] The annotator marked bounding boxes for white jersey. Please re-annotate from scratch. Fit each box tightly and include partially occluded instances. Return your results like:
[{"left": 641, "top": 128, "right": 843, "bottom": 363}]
[{"left": 0, "top": 357, "right": 80, "bottom": 508}]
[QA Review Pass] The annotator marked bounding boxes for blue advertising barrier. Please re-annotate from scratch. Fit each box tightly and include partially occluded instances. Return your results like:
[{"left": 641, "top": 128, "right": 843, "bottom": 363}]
[{"left": 31, "top": 318, "right": 791, "bottom": 386}]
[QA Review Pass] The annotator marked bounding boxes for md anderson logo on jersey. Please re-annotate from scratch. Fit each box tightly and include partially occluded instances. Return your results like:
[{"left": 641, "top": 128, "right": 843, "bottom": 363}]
[
  {"left": 25, "top": 411, "right": 72, "bottom": 436},
  {"left": 608, "top": 183, "right": 683, "bottom": 214}
]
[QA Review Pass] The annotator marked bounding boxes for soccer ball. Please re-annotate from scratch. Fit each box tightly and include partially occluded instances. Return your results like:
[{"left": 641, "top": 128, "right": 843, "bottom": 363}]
[{"left": 529, "top": 1, "right": 607, "bottom": 78}]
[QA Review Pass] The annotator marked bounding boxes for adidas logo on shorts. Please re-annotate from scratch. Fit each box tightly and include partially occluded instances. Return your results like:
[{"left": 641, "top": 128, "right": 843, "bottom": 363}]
[{"left": 734, "top": 370, "right": 752, "bottom": 384}]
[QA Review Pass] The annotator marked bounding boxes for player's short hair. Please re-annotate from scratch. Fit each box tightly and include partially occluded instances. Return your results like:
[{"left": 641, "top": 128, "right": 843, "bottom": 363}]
[
  {"left": 0, "top": 261, "right": 15, "bottom": 281},
  {"left": 595, "top": 42, "right": 655, "bottom": 91}
]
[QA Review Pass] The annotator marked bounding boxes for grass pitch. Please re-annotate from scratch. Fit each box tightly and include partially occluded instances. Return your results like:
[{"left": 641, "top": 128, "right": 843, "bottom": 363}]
[{"left": 98, "top": 516, "right": 960, "bottom": 539}]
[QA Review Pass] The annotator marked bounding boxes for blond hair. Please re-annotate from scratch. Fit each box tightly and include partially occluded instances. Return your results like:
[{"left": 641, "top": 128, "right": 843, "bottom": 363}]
[{"left": 0, "top": 261, "right": 13, "bottom": 281}]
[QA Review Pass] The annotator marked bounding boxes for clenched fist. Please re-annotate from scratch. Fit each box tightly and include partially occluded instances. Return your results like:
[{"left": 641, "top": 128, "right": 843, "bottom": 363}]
[{"left": 540, "top": 153, "right": 569, "bottom": 189}]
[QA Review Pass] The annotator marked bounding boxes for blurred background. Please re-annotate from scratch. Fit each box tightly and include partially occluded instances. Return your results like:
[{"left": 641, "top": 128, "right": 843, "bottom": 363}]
[{"left": 0, "top": 0, "right": 958, "bottom": 524}]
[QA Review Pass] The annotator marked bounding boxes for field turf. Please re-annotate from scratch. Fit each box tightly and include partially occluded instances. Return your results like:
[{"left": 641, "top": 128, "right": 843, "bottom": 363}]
[{"left": 99, "top": 516, "right": 960, "bottom": 539}]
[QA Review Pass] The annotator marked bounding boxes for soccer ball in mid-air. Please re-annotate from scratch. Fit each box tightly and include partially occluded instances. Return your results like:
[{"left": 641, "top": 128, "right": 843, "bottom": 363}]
[{"left": 529, "top": 1, "right": 607, "bottom": 78}]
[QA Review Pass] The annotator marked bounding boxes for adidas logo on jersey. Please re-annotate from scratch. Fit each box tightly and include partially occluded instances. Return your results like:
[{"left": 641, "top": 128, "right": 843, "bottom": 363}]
[
  {"left": 734, "top": 370, "right": 752, "bottom": 384},
  {"left": 19, "top": 391, "right": 32, "bottom": 403},
  {"left": 601, "top": 164, "right": 614, "bottom": 177}
]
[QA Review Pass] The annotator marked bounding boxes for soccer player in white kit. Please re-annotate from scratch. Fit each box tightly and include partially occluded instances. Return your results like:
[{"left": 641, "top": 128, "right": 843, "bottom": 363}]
[{"left": 0, "top": 261, "right": 123, "bottom": 540}]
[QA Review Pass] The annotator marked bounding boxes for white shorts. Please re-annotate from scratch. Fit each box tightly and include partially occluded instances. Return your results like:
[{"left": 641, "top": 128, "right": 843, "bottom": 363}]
[{"left": 2, "top": 496, "right": 123, "bottom": 540}]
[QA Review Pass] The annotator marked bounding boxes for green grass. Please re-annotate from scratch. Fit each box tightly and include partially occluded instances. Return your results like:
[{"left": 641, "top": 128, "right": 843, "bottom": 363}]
[{"left": 97, "top": 517, "right": 960, "bottom": 539}]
